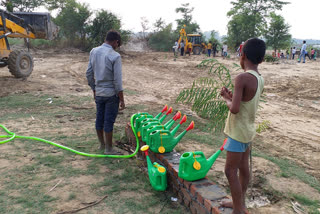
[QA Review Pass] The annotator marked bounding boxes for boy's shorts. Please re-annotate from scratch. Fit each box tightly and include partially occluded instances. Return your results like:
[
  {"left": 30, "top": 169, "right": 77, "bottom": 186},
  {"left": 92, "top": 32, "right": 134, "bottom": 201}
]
[
  {"left": 224, "top": 137, "right": 251, "bottom": 153},
  {"left": 95, "top": 95, "right": 119, "bottom": 133}
]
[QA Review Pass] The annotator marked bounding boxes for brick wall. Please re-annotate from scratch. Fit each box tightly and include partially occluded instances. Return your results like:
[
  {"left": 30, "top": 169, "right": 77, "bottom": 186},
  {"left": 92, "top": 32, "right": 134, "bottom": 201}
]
[{"left": 125, "top": 123, "right": 233, "bottom": 214}]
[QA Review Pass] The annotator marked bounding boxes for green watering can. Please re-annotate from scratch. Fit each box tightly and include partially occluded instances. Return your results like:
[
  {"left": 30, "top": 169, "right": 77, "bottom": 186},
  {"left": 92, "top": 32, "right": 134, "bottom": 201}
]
[
  {"left": 141, "top": 145, "right": 167, "bottom": 191},
  {"left": 178, "top": 139, "right": 227, "bottom": 181},
  {"left": 134, "top": 105, "right": 169, "bottom": 137},
  {"left": 148, "top": 118, "right": 194, "bottom": 153},
  {"left": 141, "top": 111, "right": 181, "bottom": 143}
]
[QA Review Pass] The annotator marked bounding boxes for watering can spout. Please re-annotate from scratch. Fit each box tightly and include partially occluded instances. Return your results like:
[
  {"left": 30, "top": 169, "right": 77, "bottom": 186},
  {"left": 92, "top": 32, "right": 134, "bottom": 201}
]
[
  {"left": 164, "top": 111, "right": 181, "bottom": 130},
  {"left": 207, "top": 138, "right": 227, "bottom": 168},
  {"left": 171, "top": 115, "right": 187, "bottom": 136},
  {"left": 155, "top": 105, "right": 168, "bottom": 119},
  {"left": 159, "top": 107, "right": 173, "bottom": 123},
  {"left": 173, "top": 121, "right": 194, "bottom": 146}
]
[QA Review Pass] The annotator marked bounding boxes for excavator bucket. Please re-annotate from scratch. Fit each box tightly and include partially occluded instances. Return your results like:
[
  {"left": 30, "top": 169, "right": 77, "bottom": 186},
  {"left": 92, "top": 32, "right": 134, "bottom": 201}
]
[{"left": 12, "top": 12, "right": 59, "bottom": 40}]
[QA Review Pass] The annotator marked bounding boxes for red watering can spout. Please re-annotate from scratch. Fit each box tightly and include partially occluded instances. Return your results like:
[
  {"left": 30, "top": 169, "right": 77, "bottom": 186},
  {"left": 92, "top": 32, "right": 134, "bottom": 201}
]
[
  {"left": 166, "top": 107, "right": 173, "bottom": 115},
  {"left": 173, "top": 111, "right": 181, "bottom": 121},
  {"left": 220, "top": 138, "right": 227, "bottom": 151},
  {"left": 161, "top": 105, "right": 168, "bottom": 113},
  {"left": 186, "top": 121, "right": 195, "bottom": 131},
  {"left": 179, "top": 115, "right": 187, "bottom": 125}
]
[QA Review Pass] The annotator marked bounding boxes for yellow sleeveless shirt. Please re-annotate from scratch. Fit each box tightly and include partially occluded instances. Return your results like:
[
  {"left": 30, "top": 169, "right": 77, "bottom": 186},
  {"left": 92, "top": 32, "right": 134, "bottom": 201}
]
[{"left": 224, "top": 70, "right": 264, "bottom": 143}]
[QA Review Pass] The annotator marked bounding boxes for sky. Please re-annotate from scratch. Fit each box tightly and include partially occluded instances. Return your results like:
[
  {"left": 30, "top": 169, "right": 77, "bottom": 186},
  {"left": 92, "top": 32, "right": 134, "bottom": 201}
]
[{"left": 79, "top": 0, "right": 319, "bottom": 39}]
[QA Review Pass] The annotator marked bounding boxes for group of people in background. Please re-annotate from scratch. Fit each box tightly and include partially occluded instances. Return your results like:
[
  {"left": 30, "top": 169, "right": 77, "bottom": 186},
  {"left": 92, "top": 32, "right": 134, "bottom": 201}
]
[
  {"left": 173, "top": 39, "right": 318, "bottom": 64},
  {"left": 273, "top": 40, "right": 317, "bottom": 63}
]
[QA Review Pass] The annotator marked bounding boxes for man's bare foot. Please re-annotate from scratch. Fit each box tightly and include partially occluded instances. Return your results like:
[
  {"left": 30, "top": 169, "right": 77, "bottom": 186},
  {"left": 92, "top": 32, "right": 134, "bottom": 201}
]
[{"left": 220, "top": 201, "right": 249, "bottom": 214}]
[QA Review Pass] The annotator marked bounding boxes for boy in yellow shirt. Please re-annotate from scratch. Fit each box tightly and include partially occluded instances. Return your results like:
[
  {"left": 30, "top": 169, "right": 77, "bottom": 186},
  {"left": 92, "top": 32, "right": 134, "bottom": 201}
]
[{"left": 220, "top": 38, "right": 266, "bottom": 214}]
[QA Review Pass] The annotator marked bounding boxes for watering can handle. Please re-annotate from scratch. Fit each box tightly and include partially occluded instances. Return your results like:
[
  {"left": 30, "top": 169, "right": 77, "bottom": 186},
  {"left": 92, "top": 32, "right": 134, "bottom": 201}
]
[{"left": 193, "top": 151, "right": 206, "bottom": 158}]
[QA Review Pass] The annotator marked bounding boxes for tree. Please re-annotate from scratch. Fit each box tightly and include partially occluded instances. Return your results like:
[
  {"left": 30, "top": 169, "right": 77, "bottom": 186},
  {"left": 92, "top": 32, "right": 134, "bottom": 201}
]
[
  {"left": 1, "top": 0, "right": 45, "bottom": 12},
  {"left": 153, "top": 18, "right": 166, "bottom": 32},
  {"left": 54, "top": 0, "right": 91, "bottom": 44},
  {"left": 227, "top": 0, "right": 289, "bottom": 48},
  {"left": 87, "top": 9, "right": 130, "bottom": 49},
  {"left": 148, "top": 23, "right": 176, "bottom": 51},
  {"left": 265, "top": 12, "right": 291, "bottom": 53},
  {"left": 175, "top": 3, "right": 199, "bottom": 34},
  {"left": 140, "top": 17, "right": 149, "bottom": 40}
]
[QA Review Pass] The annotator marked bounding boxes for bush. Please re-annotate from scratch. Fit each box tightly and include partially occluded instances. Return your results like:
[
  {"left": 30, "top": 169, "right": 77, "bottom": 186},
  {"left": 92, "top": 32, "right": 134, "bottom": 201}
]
[
  {"left": 264, "top": 54, "right": 279, "bottom": 62},
  {"left": 148, "top": 24, "right": 176, "bottom": 51}
]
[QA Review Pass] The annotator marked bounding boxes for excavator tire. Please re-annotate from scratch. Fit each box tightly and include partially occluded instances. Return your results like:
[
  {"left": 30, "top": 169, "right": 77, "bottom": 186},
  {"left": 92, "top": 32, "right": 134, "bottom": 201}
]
[
  {"left": 193, "top": 47, "right": 201, "bottom": 55},
  {"left": 8, "top": 50, "right": 34, "bottom": 78}
]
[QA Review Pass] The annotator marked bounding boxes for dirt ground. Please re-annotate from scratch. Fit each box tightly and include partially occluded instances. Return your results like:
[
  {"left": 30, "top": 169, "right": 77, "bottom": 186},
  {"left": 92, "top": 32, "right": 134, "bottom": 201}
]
[{"left": 0, "top": 46, "right": 319, "bottom": 213}]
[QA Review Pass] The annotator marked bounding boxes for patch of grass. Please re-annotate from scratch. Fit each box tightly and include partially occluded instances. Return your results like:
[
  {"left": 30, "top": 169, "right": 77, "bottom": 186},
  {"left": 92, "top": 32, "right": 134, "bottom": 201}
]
[
  {"left": 292, "top": 194, "right": 320, "bottom": 214},
  {"left": 255, "top": 152, "right": 320, "bottom": 193},
  {"left": 68, "top": 193, "right": 76, "bottom": 201},
  {"left": 124, "top": 88, "right": 139, "bottom": 96}
]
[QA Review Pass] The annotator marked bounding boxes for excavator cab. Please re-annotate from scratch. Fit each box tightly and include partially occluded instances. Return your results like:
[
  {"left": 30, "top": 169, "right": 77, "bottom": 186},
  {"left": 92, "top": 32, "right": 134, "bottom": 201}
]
[
  {"left": 187, "top": 34, "right": 202, "bottom": 55},
  {"left": 0, "top": 9, "right": 58, "bottom": 78}
]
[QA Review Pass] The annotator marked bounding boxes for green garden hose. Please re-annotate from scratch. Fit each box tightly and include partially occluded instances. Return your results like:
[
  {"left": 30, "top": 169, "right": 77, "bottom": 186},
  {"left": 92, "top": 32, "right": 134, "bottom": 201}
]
[{"left": 0, "top": 114, "right": 139, "bottom": 158}]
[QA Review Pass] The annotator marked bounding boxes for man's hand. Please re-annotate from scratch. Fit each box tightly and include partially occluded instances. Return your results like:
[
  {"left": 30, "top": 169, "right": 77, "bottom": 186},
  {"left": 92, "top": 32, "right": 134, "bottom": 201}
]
[
  {"left": 220, "top": 87, "right": 232, "bottom": 101},
  {"left": 119, "top": 100, "right": 125, "bottom": 111}
]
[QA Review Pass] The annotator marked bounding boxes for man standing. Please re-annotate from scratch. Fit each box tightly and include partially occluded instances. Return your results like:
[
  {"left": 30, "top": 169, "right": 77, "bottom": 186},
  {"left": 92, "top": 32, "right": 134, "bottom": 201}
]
[
  {"left": 298, "top": 40, "right": 307, "bottom": 63},
  {"left": 86, "top": 30, "right": 125, "bottom": 155}
]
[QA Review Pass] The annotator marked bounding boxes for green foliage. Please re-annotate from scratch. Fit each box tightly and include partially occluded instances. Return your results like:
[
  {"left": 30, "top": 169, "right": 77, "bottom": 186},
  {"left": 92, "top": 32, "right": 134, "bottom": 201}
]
[
  {"left": 148, "top": 24, "right": 176, "bottom": 51},
  {"left": 1, "top": 0, "right": 44, "bottom": 12},
  {"left": 54, "top": 0, "right": 91, "bottom": 46},
  {"left": 227, "top": 0, "right": 289, "bottom": 49},
  {"left": 256, "top": 120, "right": 271, "bottom": 133},
  {"left": 175, "top": 3, "right": 200, "bottom": 34},
  {"left": 264, "top": 54, "right": 279, "bottom": 62},
  {"left": 176, "top": 59, "right": 240, "bottom": 132},
  {"left": 86, "top": 9, "right": 131, "bottom": 50},
  {"left": 265, "top": 12, "right": 292, "bottom": 52}
]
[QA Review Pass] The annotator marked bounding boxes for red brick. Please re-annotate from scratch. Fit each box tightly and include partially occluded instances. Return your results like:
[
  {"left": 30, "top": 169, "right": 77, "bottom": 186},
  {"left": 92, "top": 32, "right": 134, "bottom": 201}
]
[
  {"left": 197, "top": 192, "right": 204, "bottom": 204},
  {"left": 192, "top": 201, "right": 207, "bottom": 214},
  {"left": 204, "top": 199, "right": 213, "bottom": 213},
  {"left": 181, "top": 187, "right": 192, "bottom": 207},
  {"left": 190, "top": 204, "right": 198, "bottom": 214},
  {"left": 211, "top": 207, "right": 220, "bottom": 214},
  {"left": 167, "top": 162, "right": 174, "bottom": 172},
  {"left": 190, "top": 184, "right": 198, "bottom": 197},
  {"left": 172, "top": 165, "right": 179, "bottom": 178},
  {"left": 178, "top": 177, "right": 184, "bottom": 184},
  {"left": 184, "top": 179, "right": 192, "bottom": 190},
  {"left": 172, "top": 177, "right": 180, "bottom": 188},
  {"left": 178, "top": 191, "right": 184, "bottom": 204}
]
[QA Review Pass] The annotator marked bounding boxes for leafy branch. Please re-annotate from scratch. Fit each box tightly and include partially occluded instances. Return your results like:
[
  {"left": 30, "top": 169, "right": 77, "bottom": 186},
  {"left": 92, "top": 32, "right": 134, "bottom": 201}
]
[{"left": 176, "top": 58, "right": 240, "bottom": 132}]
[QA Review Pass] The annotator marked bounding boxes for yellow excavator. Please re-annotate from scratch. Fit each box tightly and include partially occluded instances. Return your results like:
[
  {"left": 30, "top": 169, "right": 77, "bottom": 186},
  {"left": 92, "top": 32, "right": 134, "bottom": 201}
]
[
  {"left": 0, "top": 9, "right": 58, "bottom": 78},
  {"left": 177, "top": 25, "right": 203, "bottom": 55}
]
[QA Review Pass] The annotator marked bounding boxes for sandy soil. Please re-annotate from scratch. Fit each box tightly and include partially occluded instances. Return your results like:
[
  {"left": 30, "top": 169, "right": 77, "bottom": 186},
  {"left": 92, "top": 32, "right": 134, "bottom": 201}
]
[{"left": 0, "top": 47, "right": 319, "bottom": 213}]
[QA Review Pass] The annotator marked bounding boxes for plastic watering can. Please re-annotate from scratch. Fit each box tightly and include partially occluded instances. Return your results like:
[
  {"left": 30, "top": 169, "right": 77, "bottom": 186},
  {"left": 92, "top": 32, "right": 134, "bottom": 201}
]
[
  {"left": 178, "top": 139, "right": 227, "bottom": 181},
  {"left": 134, "top": 105, "right": 168, "bottom": 137},
  {"left": 141, "top": 145, "right": 167, "bottom": 191},
  {"left": 147, "top": 119, "right": 194, "bottom": 153},
  {"left": 141, "top": 111, "right": 180, "bottom": 143}
]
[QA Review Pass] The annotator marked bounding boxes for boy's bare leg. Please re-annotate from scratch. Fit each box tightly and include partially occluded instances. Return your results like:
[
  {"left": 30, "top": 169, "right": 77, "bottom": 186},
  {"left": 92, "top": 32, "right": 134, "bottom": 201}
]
[
  {"left": 224, "top": 151, "right": 245, "bottom": 214},
  {"left": 96, "top": 129, "right": 105, "bottom": 150},
  {"left": 239, "top": 148, "right": 250, "bottom": 213}
]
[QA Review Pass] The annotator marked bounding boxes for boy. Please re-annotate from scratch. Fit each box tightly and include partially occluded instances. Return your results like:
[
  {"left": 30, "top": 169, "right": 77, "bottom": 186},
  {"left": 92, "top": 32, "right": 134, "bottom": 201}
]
[{"left": 220, "top": 38, "right": 266, "bottom": 214}]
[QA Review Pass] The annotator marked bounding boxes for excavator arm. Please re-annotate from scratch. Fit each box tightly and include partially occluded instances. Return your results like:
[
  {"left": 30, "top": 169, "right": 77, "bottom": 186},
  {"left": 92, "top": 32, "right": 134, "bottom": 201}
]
[{"left": 0, "top": 15, "right": 36, "bottom": 39}]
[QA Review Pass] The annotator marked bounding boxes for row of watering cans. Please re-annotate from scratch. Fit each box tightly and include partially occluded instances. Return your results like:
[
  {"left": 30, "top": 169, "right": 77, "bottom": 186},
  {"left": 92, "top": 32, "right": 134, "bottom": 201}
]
[{"left": 133, "top": 105, "right": 226, "bottom": 191}]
